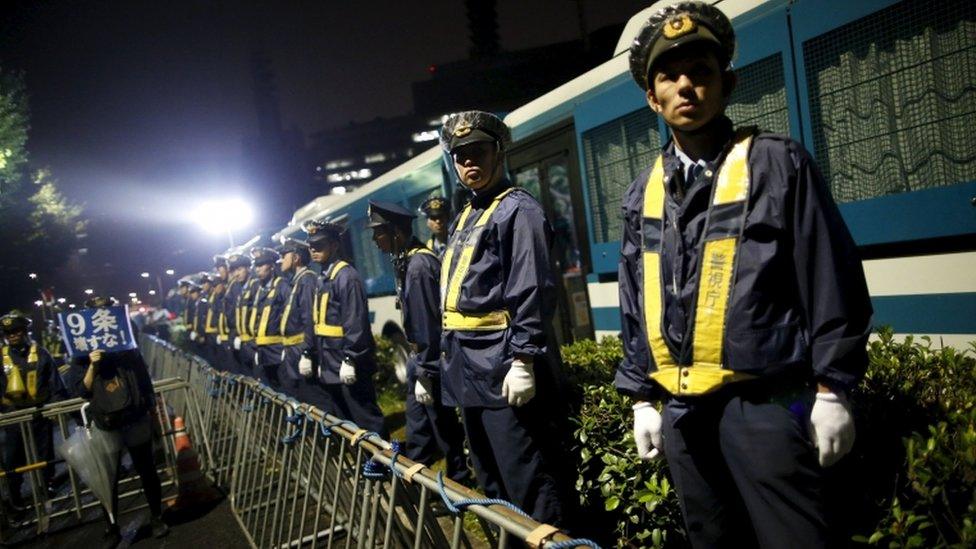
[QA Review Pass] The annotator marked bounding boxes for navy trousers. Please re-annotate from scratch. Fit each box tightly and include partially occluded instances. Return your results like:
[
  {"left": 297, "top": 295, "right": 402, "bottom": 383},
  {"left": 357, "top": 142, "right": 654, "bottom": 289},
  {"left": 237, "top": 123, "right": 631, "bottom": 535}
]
[
  {"left": 662, "top": 386, "right": 827, "bottom": 548},
  {"left": 405, "top": 379, "right": 470, "bottom": 483},
  {"left": 323, "top": 377, "right": 388, "bottom": 439},
  {"left": 460, "top": 401, "right": 568, "bottom": 527},
  {"left": 281, "top": 347, "right": 335, "bottom": 413}
]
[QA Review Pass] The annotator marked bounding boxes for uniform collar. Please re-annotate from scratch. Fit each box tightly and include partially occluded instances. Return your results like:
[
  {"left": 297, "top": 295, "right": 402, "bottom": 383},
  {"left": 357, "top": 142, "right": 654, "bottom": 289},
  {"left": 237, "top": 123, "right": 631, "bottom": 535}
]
[{"left": 470, "top": 178, "right": 513, "bottom": 209}]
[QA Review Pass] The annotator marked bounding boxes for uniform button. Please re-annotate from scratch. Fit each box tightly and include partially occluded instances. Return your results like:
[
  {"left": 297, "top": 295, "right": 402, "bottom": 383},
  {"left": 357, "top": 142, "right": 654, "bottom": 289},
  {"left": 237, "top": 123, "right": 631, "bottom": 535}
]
[
  {"left": 682, "top": 370, "right": 689, "bottom": 377},
  {"left": 681, "top": 383, "right": 688, "bottom": 390}
]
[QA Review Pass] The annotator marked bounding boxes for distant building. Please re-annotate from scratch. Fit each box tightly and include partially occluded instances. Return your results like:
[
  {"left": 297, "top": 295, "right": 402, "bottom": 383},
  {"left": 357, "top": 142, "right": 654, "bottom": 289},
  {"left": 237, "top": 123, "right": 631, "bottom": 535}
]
[{"left": 308, "top": 22, "right": 624, "bottom": 195}]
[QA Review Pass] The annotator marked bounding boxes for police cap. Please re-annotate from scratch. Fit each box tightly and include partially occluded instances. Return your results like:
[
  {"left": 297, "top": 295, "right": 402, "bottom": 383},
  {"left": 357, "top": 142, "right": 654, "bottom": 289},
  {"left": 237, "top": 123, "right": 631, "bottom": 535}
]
[
  {"left": 629, "top": 1, "right": 736, "bottom": 91},
  {"left": 84, "top": 296, "right": 118, "bottom": 309},
  {"left": 440, "top": 111, "right": 512, "bottom": 154},
  {"left": 197, "top": 271, "right": 214, "bottom": 285},
  {"left": 366, "top": 200, "right": 416, "bottom": 230},
  {"left": 419, "top": 196, "right": 450, "bottom": 219},
  {"left": 277, "top": 238, "right": 309, "bottom": 256},
  {"left": 177, "top": 276, "right": 193, "bottom": 288},
  {"left": 0, "top": 312, "right": 31, "bottom": 334},
  {"left": 226, "top": 253, "right": 250, "bottom": 270},
  {"left": 213, "top": 254, "right": 229, "bottom": 268},
  {"left": 304, "top": 219, "right": 345, "bottom": 248},
  {"left": 250, "top": 246, "right": 280, "bottom": 267}
]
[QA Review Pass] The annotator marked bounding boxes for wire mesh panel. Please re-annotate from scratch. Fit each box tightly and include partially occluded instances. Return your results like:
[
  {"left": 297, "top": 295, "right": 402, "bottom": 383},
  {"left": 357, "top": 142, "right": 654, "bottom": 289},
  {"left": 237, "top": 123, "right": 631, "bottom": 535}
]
[
  {"left": 727, "top": 53, "right": 791, "bottom": 135},
  {"left": 804, "top": 0, "right": 976, "bottom": 202},
  {"left": 581, "top": 109, "right": 660, "bottom": 244}
]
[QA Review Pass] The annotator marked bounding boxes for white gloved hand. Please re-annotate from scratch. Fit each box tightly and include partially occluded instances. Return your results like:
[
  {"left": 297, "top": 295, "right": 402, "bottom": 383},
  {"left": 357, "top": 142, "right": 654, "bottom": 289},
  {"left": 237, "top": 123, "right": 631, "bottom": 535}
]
[
  {"left": 339, "top": 359, "right": 357, "bottom": 385},
  {"left": 254, "top": 351, "right": 260, "bottom": 366},
  {"left": 189, "top": 330, "right": 197, "bottom": 341},
  {"left": 216, "top": 335, "right": 223, "bottom": 344},
  {"left": 501, "top": 358, "right": 535, "bottom": 407},
  {"left": 299, "top": 356, "right": 314, "bottom": 377},
  {"left": 633, "top": 402, "right": 664, "bottom": 460},
  {"left": 808, "top": 391, "right": 855, "bottom": 467},
  {"left": 414, "top": 377, "right": 434, "bottom": 406},
  {"left": 280, "top": 349, "right": 286, "bottom": 362},
  {"left": 233, "top": 337, "right": 241, "bottom": 350}
]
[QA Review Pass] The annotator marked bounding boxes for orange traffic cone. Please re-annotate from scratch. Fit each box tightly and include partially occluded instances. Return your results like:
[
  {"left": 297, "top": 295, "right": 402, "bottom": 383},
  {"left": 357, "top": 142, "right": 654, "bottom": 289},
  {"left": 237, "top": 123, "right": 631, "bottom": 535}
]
[{"left": 168, "top": 416, "right": 220, "bottom": 510}]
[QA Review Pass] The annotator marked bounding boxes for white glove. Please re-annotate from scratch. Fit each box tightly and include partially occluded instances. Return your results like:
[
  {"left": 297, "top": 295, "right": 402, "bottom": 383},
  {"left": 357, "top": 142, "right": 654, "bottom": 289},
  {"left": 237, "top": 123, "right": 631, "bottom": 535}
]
[
  {"left": 216, "top": 335, "right": 223, "bottom": 344},
  {"left": 633, "top": 402, "right": 664, "bottom": 460},
  {"left": 808, "top": 391, "right": 855, "bottom": 467},
  {"left": 233, "top": 337, "right": 241, "bottom": 350},
  {"left": 189, "top": 330, "right": 197, "bottom": 340},
  {"left": 280, "top": 350, "right": 286, "bottom": 362},
  {"left": 339, "top": 359, "right": 357, "bottom": 385},
  {"left": 299, "top": 356, "right": 314, "bottom": 377},
  {"left": 501, "top": 358, "right": 535, "bottom": 407},
  {"left": 254, "top": 351, "right": 260, "bottom": 366},
  {"left": 415, "top": 377, "right": 434, "bottom": 405}
]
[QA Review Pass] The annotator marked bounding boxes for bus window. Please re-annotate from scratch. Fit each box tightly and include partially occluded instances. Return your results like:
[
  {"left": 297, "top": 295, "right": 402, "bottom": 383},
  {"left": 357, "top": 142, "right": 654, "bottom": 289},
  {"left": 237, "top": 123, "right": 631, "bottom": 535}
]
[
  {"left": 803, "top": 0, "right": 976, "bottom": 203},
  {"left": 726, "top": 53, "right": 791, "bottom": 136}
]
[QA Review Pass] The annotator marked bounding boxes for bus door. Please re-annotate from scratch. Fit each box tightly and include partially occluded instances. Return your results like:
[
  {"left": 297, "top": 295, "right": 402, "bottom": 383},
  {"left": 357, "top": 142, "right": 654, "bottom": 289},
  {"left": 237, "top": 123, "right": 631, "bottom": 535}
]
[{"left": 508, "top": 124, "right": 595, "bottom": 345}]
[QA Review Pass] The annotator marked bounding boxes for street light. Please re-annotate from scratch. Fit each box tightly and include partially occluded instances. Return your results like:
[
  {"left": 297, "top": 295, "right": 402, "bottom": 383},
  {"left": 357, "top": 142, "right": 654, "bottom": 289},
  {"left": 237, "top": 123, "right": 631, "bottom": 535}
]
[
  {"left": 165, "top": 269, "right": 175, "bottom": 276},
  {"left": 57, "top": 298, "right": 66, "bottom": 304},
  {"left": 28, "top": 273, "right": 37, "bottom": 280},
  {"left": 140, "top": 272, "right": 150, "bottom": 278},
  {"left": 84, "top": 289, "right": 94, "bottom": 295},
  {"left": 148, "top": 290, "right": 157, "bottom": 296},
  {"left": 128, "top": 292, "right": 137, "bottom": 298},
  {"left": 68, "top": 304, "right": 76, "bottom": 309},
  {"left": 192, "top": 197, "right": 254, "bottom": 247},
  {"left": 34, "top": 300, "right": 43, "bottom": 307}
]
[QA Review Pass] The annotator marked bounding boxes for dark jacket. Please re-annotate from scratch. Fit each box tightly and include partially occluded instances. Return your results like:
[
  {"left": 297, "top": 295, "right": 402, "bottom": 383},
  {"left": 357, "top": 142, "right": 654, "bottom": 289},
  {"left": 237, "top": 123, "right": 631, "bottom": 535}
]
[
  {"left": 615, "top": 121, "right": 872, "bottom": 401},
  {"left": 315, "top": 259, "right": 377, "bottom": 384},
  {"left": 399, "top": 242, "right": 442, "bottom": 382},
  {"left": 73, "top": 349, "right": 156, "bottom": 431},
  {"left": 281, "top": 267, "right": 318, "bottom": 356},
  {"left": 1, "top": 343, "right": 67, "bottom": 411},
  {"left": 440, "top": 181, "right": 563, "bottom": 408}
]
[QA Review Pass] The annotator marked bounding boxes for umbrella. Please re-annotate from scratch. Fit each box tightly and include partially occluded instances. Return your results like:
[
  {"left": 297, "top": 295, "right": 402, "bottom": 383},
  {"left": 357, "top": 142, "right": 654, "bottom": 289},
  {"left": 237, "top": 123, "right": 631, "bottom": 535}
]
[{"left": 56, "top": 404, "right": 122, "bottom": 523}]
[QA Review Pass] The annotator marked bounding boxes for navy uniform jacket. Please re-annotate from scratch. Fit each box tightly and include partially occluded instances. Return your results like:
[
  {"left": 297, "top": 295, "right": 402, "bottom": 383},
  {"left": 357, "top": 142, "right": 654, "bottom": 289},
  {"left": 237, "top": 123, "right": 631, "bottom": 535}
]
[
  {"left": 206, "top": 291, "right": 223, "bottom": 336},
  {"left": 615, "top": 120, "right": 872, "bottom": 401},
  {"left": 399, "top": 242, "right": 442, "bottom": 383},
  {"left": 193, "top": 297, "right": 209, "bottom": 336},
  {"left": 315, "top": 259, "right": 377, "bottom": 384},
  {"left": 253, "top": 275, "right": 290, "bottom": 365},
  {"left": 1, "top": 343, "right": 67, "bottom": 411},
  {"left": 441, "top": 181, "right": 561, "bottom": 408},
  {"left": 282, "top": 267, "right": 318, "bottom": 356},
  {"left": 223, "top": 279, "right": 242, "bottom": 341}
]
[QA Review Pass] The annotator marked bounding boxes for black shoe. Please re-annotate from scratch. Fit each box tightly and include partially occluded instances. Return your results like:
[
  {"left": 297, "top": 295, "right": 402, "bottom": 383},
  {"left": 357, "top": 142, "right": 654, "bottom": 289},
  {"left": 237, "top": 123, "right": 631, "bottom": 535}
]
[
  {"left": 103, "top": 524, "right": 120, "bottom": 540},
  {"left": 150, "top": 515, "right": 169, "bottom": 538}
]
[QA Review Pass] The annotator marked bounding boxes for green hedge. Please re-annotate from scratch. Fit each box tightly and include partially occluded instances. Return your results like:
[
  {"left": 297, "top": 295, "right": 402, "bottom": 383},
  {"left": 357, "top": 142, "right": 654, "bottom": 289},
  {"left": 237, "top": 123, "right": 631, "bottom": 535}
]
[{"left": 559, "top": 329, "right": 976, "bottom": 548}]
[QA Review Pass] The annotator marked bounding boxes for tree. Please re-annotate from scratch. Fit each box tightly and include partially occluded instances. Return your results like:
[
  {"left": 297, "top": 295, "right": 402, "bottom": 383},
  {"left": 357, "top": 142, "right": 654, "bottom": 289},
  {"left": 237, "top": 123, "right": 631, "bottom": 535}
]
[{"left": 0, "top": 67, "right": 86, "bottom": 312}]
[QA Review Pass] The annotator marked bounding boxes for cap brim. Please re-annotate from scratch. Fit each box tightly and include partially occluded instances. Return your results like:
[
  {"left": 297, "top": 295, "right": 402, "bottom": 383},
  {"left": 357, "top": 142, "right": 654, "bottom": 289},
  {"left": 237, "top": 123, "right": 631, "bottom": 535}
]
[
  {"left": 449, "top": 129, "right": 497, "bottom": 151},
  {"left": 647, "top": 27, "right": 722, "bottom": 77}
]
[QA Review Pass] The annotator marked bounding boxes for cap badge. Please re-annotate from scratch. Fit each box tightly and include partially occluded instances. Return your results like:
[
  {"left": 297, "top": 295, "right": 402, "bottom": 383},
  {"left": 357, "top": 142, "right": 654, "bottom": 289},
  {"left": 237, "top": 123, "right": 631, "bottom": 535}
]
[
  {"left": 663, "top": 14, "right": 696, "bottom": 39},
  {"left": 453, "top": 124, "right": 472, "bottom": 138}
]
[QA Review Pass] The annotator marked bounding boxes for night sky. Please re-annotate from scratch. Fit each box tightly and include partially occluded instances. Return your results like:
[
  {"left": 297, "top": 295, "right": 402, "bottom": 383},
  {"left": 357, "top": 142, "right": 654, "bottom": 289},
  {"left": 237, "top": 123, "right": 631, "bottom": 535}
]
[{"left": 1, "top": 0, "right": 647, "bottom": 300}]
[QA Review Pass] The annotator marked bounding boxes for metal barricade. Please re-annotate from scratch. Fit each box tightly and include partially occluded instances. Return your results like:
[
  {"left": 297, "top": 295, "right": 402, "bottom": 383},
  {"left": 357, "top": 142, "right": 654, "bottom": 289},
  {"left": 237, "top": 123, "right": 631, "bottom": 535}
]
[
  {"left": 141, "top": 335, "right": 591, "bottom": 548},
  {"left": 0, "top": 372, "right": 210, "bottom": 545}
]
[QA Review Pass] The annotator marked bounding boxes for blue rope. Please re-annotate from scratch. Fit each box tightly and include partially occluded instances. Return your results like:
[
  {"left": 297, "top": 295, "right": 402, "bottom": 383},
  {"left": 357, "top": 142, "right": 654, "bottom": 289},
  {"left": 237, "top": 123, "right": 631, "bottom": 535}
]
[
  {"left": 546, "top": 539, "right": 603, "bottom": 549},
  {"left": 281, "top": 410, "right": 306, "bottom": 444},
  {"left": 388, "top": 440, "right": 403, "bottom": 479},
  {"left": 362, "top": 458, "right": 387, "bottom": 480},
  {"left": 435, "top": 471, "right": 531, "bottom": 520},
  {"left": 286, "top": 411, "right": 305, "bottom": 425},
  {"left": 351, "top": 430, "right": 381, "bottom": 447},
  {"left": 318, "top": 418, "right": 332, "bottom": 437}
]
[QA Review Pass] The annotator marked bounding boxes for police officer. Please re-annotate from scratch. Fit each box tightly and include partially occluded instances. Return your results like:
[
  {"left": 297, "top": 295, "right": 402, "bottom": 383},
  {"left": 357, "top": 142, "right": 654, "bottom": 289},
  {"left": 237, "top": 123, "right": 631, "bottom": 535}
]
[
  {"left": 224, "top": 252, "right": 251, "bottom": 374},
  {"left": 0, "top": 311, "right": 67, "bottom": 509},
  {"left": 192, "top": 272, "right": 214, "bottom": 362},
  {"left": 204, "top": 258, "right": 228, "bottom": 369},
  {"left": 249, "top": 247, "right": 289, "bottom": 390},
  {"left": 418, "top": 195, "right": 451, "bottom": 256},
  {"left": 438, "top": 111, "right": 573, "bottom": 525},
  {"left": 278, "top": 238, "right": 330, "bottom": 409},
  {"left": 177, "top": 276, "right": 193, "bottom": 329},
  {"left": 367, "top": 201, "right": 470, "bottom": 483},
  {"left": 619, "top": 4, "right": 873, "bottom": 546},
  {"left": 237, "top": 254, "right": 262, "bottom": 376},
  {"left": 305, "top": 219, "right": 387, "bottom": 437},
  {"left": 184, "top": 278, "right": 203, "bottom": 350}
]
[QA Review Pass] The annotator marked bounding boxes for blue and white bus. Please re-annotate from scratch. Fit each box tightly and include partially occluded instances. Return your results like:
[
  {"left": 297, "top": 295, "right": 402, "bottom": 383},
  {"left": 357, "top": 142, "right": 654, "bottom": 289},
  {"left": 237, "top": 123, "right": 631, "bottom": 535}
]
[{"left": 276, "top": 0, "right": 976, "bottom": 351}]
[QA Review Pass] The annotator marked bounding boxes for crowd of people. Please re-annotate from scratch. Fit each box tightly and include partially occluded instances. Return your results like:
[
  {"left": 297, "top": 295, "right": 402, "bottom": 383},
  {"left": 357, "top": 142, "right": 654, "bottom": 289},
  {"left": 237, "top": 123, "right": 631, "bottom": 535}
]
[{"left": 2, "top": 4, "right": 874, "bottom": 546}]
